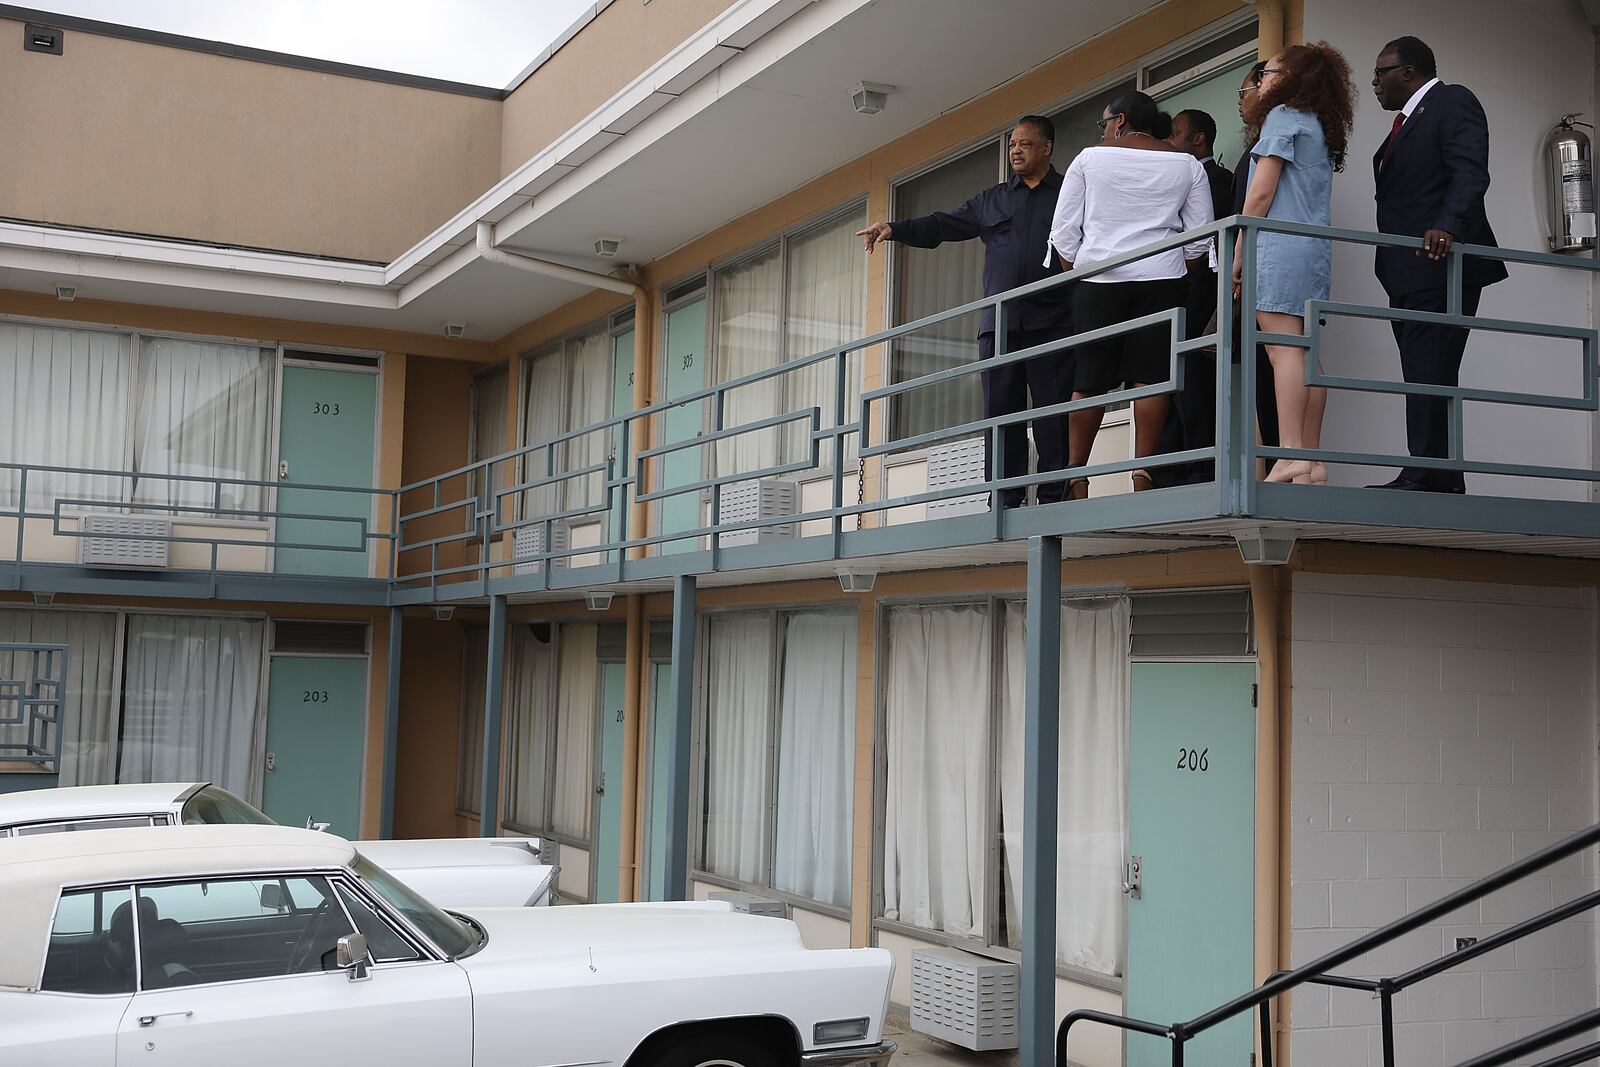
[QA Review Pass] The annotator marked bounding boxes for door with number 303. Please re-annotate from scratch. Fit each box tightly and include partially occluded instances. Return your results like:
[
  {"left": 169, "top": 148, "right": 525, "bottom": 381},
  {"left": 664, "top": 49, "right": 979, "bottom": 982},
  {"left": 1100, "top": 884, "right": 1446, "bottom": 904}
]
[
  {"left": 1125, "top": 661, "right": 1257, "bottom": 1067},
  {"left": 275, "top": 363, "right": 377, "bottom": 577}
]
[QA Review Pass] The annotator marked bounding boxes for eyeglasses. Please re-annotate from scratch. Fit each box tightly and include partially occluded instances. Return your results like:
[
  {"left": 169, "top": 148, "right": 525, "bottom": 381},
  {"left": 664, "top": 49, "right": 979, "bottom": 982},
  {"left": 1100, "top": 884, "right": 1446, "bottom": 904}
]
[
  {"left": 1259, "top": 67, "right": 1285, "bottom": 77},
  {"left": 1236, "top": 85, "right": 1257, "bottom": 98},
  {"left": 1372, "top": 63, "right": 1406, "bottom": 78},
  {"left": 1096, "top": 115, "right": 1119, "bottom": 132}
]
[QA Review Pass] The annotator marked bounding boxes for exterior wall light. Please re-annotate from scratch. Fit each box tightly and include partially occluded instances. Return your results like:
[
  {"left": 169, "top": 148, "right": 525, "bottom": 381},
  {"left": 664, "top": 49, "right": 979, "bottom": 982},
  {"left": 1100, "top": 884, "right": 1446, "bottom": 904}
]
[
  {"left": 584, "top": 591, "right": 614, "bottom": 611},
  {"left": 850, "top": 82, "right": 895, "bottom": 115},
  {"left": 837, "top": 569, "right": 877, "bottom": 593},
  {"left": 1234, "top": 527, "right": 1298, "bottom": 566},
  {"left": 444, "top": 322, "right": 467, "bottom": 339},
  {"left": 431, "top": 606, "right": 455, "bottom": 621},
  {"left": 594, "top": 236, "right": 623, "bottom": 258},
  {"left": 54, "top": 285, "right": 76, "bottom": 302}
]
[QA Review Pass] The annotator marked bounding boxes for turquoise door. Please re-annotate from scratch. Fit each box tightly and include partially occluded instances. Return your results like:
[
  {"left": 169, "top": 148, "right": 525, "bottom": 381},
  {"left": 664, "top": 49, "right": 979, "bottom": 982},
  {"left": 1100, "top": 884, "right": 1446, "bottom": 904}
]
[
  {"left": 262, "top": 656, "right": 368, "bottom": 835},
  {"left": 1125, "top": 662, "right": 1257, "bottom": 1067},
  {"left": 610, "top": 330, "right": 635, "bottom": 560},
  {"left": 276, "top": 365, "right": 378, "bottom": 577},
  {"left": 644, "top": 662, "right": 672, "bottom": 900},
  {"left": 660, "top": 299, "right": 705, "bottom": 554},
  {"left": 593, "top": 661, "right": 628, "bottom": 903}
]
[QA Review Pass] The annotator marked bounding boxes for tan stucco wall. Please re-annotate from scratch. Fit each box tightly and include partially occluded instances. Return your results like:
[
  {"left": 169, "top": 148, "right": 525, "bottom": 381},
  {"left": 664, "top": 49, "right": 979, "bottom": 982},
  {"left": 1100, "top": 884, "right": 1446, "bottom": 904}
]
[
  {"left": 398, "top": 356, "right": 477, "bottom": 582},
  {"left": 497, "top": 0, "right": 737, "bottom": 177},
  {"left": 0, "top": 17, "right": 501, "bottom": 262},
  {"left": 394, "top": 614, "right": 467, "bottom": 839}
]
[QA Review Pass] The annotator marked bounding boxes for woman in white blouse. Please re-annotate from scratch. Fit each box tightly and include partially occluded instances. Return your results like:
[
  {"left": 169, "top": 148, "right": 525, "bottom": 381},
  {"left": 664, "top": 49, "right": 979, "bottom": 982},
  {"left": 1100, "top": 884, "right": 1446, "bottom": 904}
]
[{"left": 1046, "top": 90, "right": 1214, "bottom": 496}]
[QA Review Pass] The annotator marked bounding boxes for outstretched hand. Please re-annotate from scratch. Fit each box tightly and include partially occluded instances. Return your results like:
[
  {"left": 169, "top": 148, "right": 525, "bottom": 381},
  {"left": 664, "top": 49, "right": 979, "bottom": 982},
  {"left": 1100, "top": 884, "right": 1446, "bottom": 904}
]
[{"left": 857, "top": 222, "right": 892, "bottom": 253}]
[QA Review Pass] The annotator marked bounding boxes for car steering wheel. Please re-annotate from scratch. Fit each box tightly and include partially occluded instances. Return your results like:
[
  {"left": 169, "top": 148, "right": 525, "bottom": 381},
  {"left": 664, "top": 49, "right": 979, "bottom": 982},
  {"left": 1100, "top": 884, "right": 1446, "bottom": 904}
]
[{"left": 286, "top": 901, "right": 335, "bottom": 974}]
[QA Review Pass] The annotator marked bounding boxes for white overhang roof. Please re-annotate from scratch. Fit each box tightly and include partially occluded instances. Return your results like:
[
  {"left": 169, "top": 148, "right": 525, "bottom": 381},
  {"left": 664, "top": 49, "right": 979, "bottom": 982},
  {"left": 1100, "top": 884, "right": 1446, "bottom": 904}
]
[{"left": 0, "top": 0, "right": 1163, "bottom": 341}]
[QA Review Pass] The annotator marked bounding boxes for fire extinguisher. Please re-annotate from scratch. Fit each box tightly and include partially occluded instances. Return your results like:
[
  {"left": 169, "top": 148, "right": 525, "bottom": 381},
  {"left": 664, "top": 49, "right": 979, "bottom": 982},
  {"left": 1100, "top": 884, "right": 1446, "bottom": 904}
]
[{"left": 1544, "top": 114, "right": 1595, "bottom": 253}]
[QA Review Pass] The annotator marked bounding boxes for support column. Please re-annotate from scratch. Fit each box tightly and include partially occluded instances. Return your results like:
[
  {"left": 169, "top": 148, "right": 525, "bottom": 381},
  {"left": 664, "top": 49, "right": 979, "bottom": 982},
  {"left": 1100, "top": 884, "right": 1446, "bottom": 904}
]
[
  {"left": 664, "top": 574, "right": 696, "bottom": 898},
  {"left": 379, "top": 605, "right": 403, "bottom": 839},
  {"left": 1020, "top": 536, "right": 1062, "bottom": 1067},
  {"left": 479, "top": 594, "right": 508, "bottom": 837},
  {"left": 619, "top": 594, "right": 644, "bottom": 901}
]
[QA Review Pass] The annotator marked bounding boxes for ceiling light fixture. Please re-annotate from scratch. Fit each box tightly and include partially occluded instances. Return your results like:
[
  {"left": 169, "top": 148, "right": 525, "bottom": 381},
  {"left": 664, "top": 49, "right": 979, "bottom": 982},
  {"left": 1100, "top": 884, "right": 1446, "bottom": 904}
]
[
  {"left": 593, "top": 235, "right": 623, "bottom": 258},
  {"left": 444, "top": 322, "right": 467, "bottom": 339},
  {"left": 54, "top": 285, "right": 76, "bottom": 302},
  {"left": 850, "top": 82, "right": 895, "bottom": 115}
]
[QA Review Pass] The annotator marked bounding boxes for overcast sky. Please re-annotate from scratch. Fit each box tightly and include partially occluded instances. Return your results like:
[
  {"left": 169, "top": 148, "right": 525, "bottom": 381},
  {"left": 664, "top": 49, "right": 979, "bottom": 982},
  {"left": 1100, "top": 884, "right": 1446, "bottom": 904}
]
[{"left": 36, "top": 0, "right": 596, "bottom": 87}]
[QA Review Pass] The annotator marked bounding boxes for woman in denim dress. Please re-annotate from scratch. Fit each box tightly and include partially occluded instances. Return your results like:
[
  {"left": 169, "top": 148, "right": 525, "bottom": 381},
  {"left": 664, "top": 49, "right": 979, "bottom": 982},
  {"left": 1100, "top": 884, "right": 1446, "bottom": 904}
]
[{"left": 1231, "top": 42, "right": 1355, "bottom": 484}]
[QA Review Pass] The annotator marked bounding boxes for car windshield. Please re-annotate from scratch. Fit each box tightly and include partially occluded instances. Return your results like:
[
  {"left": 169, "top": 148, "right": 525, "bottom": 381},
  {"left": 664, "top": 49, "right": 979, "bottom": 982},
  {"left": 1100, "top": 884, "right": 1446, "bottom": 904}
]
[
  {"left": 180, "top": 786, "right": 276, "bottom": 826},
  {"left": 351, "top": 853, "right": 479, "bottom": 958}
]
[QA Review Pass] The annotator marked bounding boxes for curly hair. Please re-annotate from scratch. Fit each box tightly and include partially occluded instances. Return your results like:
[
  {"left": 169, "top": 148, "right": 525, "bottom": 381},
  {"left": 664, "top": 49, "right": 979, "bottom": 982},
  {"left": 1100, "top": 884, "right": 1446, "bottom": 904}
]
[{"left": 1244, "top": 42, "right": 1356, "bottom": 171}]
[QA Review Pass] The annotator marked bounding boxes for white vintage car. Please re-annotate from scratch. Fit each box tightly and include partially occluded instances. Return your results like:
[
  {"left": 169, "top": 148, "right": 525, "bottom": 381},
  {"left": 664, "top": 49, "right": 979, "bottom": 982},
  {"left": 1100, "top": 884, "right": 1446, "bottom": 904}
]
[
  {"left": 0, "top": 825, "right": 895, "bottom": 1067},
  {"left": 0, "top": 783, "right": 556, "bottom": 908}
]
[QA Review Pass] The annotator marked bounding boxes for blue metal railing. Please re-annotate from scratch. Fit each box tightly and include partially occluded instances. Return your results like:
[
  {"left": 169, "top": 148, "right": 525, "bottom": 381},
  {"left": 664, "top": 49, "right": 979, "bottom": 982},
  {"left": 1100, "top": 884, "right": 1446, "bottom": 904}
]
[
  {"left": 392, "top": 216, "right": 1600, "bottom": 598},
  {"left": 1, "top": 218, "right": 1595, "bottom": 598},
  {"left": 0, "top": 642, "right": 69, "bottom": 770}
]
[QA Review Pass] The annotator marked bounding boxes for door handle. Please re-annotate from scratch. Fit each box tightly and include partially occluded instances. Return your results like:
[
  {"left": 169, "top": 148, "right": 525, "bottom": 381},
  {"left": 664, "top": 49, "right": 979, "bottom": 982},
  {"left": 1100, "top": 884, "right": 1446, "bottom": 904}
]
[
  {"left": 1122, "top": 855, "right": 1142, "bottom": 900},
  {"left": 139, "top": 1011, "right": 194, "bottom": 1027},
  {"left": 279, "top": 460, "right": 290, "bottom": 481}
]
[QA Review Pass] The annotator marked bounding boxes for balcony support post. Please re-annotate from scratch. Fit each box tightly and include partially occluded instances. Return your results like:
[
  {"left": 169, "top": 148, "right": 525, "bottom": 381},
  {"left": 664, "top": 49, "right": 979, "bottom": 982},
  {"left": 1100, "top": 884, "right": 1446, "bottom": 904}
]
[
  {"left": 664, "top": 574, "right": 697, "bottom": 898},
  {"left": 1021, "top": 535, "right": 1062, "bottom": 1067},
  {"left": 478, "top": 593, "right": 508, "bottom": 836},
  {"left": 379, "top": 605, "right": 403, "bottom": 839}
]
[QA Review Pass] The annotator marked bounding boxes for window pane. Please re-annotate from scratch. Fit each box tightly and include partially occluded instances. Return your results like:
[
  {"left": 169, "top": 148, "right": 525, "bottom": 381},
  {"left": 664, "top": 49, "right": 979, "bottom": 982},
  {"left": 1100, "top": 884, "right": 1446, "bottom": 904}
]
[
  {"left": 551, "top": 623, "right": 597, "bottom": 837},
  {"left": 882, "top": 603, "right": 992, "bottom": 937},
  {"left": 117, "top": 614, "right": 267, "bottom": 800},
  {"left": 43, "top": 885, "right": 134, "bottom": 994},
  {"left": 712, "top": 248, "right": 783, "bottom": 478},
  {"left": 459, "top": 629, "right": 488, "bottom": 814},
  {"left": 890, "top": 146, "right": 995, "bottom": 441},
  {"left": 472, "top": 371, "right": 510, "bottom": 530},
  {"left": 16, "top": 816, "right": 156, "bottom": 835},
  {"left": 700, "top": 613, "right": 773, "bottom": 883},
  {"left": 333, "top": 882, "right": 420, "bottom": 962},
  {"left": 504, "top": 625, "right": 554, "bottom": 830},
  {"left": 519, "top": 347, "right": 565, "bottom": 522},
  {"left": 1049, "top": 79, "right": 1138, "bottom": 168},
  {"left": 138, "top": 876, "right": 355, "bottom": 985},
  {"left": 133, "top": 337, "right": 275, "bottom": 515},
  {"left": 0, "top": 323, "right": 132, "bottom": 509},
  {"left": 1154, "top": 56, "right": 1261, "bottom": 179},
  {"left": 561, "top": 330, "right": 612, "bottom": 510},
  {"left": 180, "top": 785, "right": 273, "bottom": 826},
  {"left": 0, "top": 609, "right": 119, "bottom": 788},
  {"left": 997, "top": 599, "right": 1130, "bottom": 975},
  {"left": 1144, "top": 22, "right": 1257, "bottom": 87},
  {"left": 772, "top": 613, "right": 856, "bottom": 906},
  {"left": 783, "top": 210, "right": 867, "bottom": 468}
]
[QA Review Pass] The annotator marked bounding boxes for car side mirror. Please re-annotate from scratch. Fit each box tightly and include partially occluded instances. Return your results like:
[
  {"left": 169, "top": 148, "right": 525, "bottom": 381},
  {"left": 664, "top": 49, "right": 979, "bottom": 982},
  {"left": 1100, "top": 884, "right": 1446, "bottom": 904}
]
[
  {"left": 259, "top": 884, "right": 286, "bottom": 912},
  {"left": 304, "top": 817, "right": 332, "bottom": 833},
  {"left": 336, "top": 933, "right": 371, "bottom": 982}
]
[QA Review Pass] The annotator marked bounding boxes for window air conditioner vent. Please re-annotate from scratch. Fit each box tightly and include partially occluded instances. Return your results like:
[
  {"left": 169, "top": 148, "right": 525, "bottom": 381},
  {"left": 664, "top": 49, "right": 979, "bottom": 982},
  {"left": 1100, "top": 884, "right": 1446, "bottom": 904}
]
[
  {"left": 909, "top": 947, "right": 1019, "bottom": 1051},
  {"left": 706, "top": 891, "right": 788, "bottom": 919},
  {"left": 925, "top": 438, "right": 989, "bottom": 518},
  {"left": 272, "top": 621, "right": 370, "bottom": 655},
  {"left": 513, "top": 521, "right": 571, "bottom": 575},
  {"left": 76, "top": 514, "right": 171, "bottom": 568},
  {"left": 716, "top": 478, "right": 796, "bottom": 547}
]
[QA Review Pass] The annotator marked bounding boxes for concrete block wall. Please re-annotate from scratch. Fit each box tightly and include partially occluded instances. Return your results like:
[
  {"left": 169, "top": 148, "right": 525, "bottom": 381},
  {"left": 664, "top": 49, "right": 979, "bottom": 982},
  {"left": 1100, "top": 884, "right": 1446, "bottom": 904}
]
[{"left": 1289, "top": 573, "right": 1599, "bottom": 1067}]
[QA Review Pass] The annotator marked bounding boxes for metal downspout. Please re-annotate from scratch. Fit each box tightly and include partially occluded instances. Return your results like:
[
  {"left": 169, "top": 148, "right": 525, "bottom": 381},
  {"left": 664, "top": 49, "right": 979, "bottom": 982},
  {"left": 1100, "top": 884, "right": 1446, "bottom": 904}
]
[{"left": 473, "top": 222, "right": 642, "bottom": 298}]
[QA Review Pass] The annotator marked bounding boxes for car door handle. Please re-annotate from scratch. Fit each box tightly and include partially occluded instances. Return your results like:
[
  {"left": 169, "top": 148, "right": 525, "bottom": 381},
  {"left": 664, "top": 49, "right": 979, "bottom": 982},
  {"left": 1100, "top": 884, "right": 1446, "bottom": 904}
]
[{"left": 139, "top": 1011, "right": 194, "bottom": 1027}]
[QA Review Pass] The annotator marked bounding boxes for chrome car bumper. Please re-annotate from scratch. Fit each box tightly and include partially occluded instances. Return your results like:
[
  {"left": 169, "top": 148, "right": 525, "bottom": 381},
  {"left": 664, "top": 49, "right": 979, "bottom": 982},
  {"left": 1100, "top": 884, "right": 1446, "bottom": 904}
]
[{"left": 800, "top": 1041, "right": 896, "bottom": 1067}]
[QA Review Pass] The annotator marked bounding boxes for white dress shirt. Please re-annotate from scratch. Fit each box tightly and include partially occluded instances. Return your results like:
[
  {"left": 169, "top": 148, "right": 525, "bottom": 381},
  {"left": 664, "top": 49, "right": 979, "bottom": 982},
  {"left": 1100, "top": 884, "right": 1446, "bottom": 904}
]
[
  {"left": 1045, "top": 146, "right": 1215, "bottom": 282},
  {"left": 1401, "top": 76, "right": 1441, "bottom": 120}
]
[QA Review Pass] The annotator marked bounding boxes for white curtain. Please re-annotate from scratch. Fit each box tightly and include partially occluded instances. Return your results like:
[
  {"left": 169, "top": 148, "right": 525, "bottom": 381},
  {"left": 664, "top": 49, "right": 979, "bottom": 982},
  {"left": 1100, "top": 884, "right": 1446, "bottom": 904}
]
[
  {"left": 713, "top": 250, "right": 783, "bottom": 478},
  {"left": 551, "top": 623, "right": 597, "bottom": 837},
  {"left": 133, "top": 337, "right": 275, "bottom": 515},
  {"left": 117, "top": 614, "right": 266, "bottom": 800},
  {"left": 505, "top": 626, "right": 554, "bottom": 830},
  {"left": 999, "top": 598, "right": 1131, "bottom": 975},
  {"left": 0, "top": 323, "right": 131, "bottom": 509},
  {"left": 561, "top": 331, "right": 612, "bottom": 511},
  {"left": 701, "top": 612, "right": 773, "bottom": 883},
  {"left": 883, "top": 603, "right": 993, "bottom": 938},
  {"left": 784, "top": 211, "right": 866, "bottom": 468},
  {"left": 772, "top": 612, "right": 856, "bottom": 905},
  {"left": 458, "top": 629, "right": 489, "bottom": 814},
  {"left": 519, "top": 350, "right": 565, "bottom": 522},
  {"left": 0, "top": 609, "right": 120, "bottom": 787}
]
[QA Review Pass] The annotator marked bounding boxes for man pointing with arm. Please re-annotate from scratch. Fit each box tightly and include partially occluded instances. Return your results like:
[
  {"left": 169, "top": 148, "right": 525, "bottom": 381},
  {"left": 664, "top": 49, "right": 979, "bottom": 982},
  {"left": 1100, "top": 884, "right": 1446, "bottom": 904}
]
[{"left": 858, "top": 115, "right": 1074, "bottom": 508}]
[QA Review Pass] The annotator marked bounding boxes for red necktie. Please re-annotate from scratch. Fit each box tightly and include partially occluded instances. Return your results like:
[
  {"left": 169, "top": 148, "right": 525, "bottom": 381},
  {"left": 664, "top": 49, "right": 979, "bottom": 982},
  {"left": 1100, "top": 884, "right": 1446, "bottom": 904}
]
[{"left": 1381, "top": 112, "right": 1405, "bottom": 167}]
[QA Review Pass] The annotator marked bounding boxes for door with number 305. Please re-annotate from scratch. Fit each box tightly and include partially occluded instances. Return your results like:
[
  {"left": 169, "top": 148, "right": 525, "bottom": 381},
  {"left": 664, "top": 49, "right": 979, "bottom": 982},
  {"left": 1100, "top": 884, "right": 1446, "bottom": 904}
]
[{"left": 1125, "top": 661, "right": 1257, "bottom": 1067}]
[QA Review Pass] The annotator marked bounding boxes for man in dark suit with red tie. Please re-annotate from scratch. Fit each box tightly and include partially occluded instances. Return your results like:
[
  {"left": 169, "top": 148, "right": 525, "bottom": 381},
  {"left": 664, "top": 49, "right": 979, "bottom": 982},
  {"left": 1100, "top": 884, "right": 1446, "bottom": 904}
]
[{"left": 1369, "top": 36, "right": 1508, "bottom": 493}]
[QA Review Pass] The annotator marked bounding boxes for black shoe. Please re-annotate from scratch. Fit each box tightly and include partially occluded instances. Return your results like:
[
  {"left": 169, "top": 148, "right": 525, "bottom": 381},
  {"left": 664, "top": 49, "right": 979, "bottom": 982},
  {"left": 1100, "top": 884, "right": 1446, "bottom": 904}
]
[
  {"left": 1366, "top": 476, "right": 1465, "bottom": 494},
  {"left": 1001, "top": 494, "right": 1027, "bottom": 510}
]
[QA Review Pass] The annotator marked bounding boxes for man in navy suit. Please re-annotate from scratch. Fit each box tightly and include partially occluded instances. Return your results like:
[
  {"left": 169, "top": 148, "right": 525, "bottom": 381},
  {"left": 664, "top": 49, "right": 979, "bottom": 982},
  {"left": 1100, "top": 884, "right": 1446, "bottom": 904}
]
[{"left": 1370, "top": 36, "right": 1508, "bottom": 493}]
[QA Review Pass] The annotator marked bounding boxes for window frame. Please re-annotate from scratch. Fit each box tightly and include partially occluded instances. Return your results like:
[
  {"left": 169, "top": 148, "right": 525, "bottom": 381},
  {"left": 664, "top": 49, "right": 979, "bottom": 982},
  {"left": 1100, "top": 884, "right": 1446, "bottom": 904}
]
[{"left": 687, "top": 603, "right": 858, "bottom": 919}]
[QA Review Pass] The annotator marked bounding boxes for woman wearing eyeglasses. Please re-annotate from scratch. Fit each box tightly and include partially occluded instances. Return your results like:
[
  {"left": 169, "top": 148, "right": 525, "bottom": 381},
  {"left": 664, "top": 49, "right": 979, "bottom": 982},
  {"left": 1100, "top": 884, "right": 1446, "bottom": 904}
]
[
  {"left": 1046, "top": 90, "right": 1214, "bottom": 497},
  {"left": 1232, "top": 42, "right": 1356, "bottom": 484}
]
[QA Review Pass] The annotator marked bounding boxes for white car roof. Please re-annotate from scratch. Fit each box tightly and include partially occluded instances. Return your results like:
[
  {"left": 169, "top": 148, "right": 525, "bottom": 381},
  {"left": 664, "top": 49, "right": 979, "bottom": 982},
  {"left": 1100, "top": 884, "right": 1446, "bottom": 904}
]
[
  {"left": 0, "top": 824, "right": 355, "bottom": 992},
  {"left": 0, "top": 782, "right": 198, "bottom": 825}
]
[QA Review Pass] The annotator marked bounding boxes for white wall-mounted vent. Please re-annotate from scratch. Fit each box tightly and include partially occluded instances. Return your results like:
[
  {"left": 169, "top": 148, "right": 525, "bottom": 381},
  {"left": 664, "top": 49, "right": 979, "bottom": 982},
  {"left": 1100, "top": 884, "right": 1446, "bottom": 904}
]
[
  {"left": 76, "top": 514, "right": 171, "bottom": 568},
  {"left": 707, "top": 891, "right": 789, "bottom": 919},
  {"left": 909, "top": 947, "right": 1019, "bottom": 1051},
  {"left": 716, "top": 478, "right": 796, "bottom": 547},
  {"left": 925, "top": 438, "right": 989, "bottom": 519},
  {"left": 513, "top": 521, "right": 570, "bottom": 575}
]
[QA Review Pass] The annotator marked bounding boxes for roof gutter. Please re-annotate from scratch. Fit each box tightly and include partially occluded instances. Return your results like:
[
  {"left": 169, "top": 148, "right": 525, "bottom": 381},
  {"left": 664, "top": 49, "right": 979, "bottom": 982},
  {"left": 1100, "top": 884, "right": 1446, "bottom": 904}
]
[{"left": 473, "top": 222, "right": 641, "bottom": 298}]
